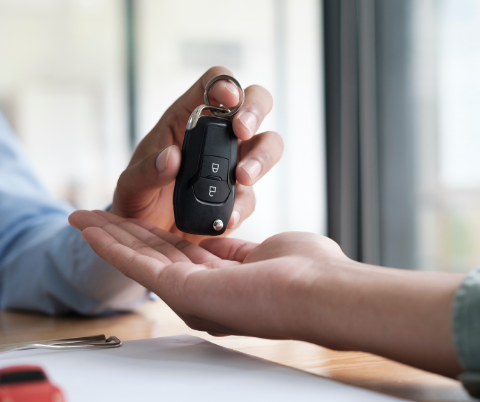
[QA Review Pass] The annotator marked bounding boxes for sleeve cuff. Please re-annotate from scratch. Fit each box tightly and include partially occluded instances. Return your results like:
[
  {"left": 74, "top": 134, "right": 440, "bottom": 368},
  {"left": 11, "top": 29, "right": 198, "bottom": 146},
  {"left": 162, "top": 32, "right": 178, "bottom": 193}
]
[
  {"left": 453, "top": 268, "right": 480, "bottom": 371},
  {"left": 453, "top": 268, "right": 480, "bottom": 398}
]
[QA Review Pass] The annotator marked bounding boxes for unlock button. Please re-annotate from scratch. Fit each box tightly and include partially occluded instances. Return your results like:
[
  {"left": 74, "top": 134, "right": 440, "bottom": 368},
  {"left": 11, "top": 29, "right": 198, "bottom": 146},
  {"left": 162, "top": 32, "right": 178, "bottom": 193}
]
[
  {"left": 201, "top": 156, "right": 229, "bottom": 181},
  {"left": 194, "top": 178, "right": 231, "bottom": 203}
]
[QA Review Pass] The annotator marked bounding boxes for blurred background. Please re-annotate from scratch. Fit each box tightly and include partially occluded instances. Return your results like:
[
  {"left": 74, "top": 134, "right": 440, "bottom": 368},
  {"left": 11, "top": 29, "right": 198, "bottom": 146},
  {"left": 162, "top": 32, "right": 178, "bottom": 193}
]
[
  {"left": 0, "top": 0, "right": 479, "bottom": 274},
  {"left": 0, "top": 0, "right": 324, "bottom": 245}
]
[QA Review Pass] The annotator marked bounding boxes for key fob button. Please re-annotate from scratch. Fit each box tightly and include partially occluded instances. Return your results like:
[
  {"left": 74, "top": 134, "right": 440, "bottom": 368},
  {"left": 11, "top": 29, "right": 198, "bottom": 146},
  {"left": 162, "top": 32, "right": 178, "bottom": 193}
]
[
  {"left": 194, "top": 178, "right": 231, "bottom": 203},
  {"left": 201, "top": 156, "right": 229, "bottom": 181}
]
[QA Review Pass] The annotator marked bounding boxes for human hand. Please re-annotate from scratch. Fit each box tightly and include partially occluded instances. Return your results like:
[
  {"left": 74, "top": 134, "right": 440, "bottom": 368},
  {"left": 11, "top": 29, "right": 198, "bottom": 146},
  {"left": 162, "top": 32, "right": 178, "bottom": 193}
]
[
  {"left": 70, "top": 209, "right": 464, "bottom": 378},
  {"left": 109, "top": 67, "right": 283, "bottom": 243},
  {"left": 68, "top": 209, "right": 347, "bottom": 340}
]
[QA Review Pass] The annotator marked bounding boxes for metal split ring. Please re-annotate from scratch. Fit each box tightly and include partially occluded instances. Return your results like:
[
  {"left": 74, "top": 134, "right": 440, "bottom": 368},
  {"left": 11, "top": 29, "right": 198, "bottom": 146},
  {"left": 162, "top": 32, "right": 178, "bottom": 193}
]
[{"left": 203, "top": 75, "right": 245, "bottom": 118}]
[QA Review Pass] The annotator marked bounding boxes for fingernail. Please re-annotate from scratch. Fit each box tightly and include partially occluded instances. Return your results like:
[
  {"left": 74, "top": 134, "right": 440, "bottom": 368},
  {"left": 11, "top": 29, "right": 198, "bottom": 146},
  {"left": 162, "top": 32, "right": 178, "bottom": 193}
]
[
  {"left": 238, "top": 112, "right": 257, "bottom": 136},
  {"left": 239, "top": 159, "right": 261, "bottom": 181},
  {"left": 229, "top": 210, "right": 240, "bottom": 229},
  {"left": 225, "top": 81, "right": 240, "bottom": 99},
  {"left": 155, "top": 147, "right": 171, "bottom": 173}
]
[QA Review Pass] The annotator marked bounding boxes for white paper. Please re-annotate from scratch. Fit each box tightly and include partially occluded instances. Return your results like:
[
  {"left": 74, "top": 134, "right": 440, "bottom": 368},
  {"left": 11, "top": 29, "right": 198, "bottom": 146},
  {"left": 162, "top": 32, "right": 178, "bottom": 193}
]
[{"left": 0, "top": 335, "right": 403, "bottom": 401}]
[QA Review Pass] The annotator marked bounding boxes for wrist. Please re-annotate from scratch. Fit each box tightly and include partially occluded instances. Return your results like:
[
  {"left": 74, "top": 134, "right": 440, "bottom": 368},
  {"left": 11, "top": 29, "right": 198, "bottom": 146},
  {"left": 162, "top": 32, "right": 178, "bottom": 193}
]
[
  {"left": 299, "top": 258, "right": 465, "bottom": 376},
  {"left": 298, "top": 257, "right": 368, "bottom": 349}
]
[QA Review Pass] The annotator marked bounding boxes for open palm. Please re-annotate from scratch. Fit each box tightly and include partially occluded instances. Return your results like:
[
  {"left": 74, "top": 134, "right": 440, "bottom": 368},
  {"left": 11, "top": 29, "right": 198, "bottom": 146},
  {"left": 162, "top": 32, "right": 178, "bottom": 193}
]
[{"left": 69, "top": 209, "right": 346, "bottom": 339}]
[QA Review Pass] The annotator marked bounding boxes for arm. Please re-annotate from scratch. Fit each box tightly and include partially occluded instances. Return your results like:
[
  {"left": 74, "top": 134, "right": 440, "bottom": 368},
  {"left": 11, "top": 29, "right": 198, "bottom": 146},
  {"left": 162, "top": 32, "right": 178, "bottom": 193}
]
[
  {"left": 0, "top": 114, "right": 149, "bottom": 315},
  {"left": 299, "top": 260, "right": 463, "bottom": 377},
  {"left": 70, "top": 210, "right": 466, "bottom": 378}
]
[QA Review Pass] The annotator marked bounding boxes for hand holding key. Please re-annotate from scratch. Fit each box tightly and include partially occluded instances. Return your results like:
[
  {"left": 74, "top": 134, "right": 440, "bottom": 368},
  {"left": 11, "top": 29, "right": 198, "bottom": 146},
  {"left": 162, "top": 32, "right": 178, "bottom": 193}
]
[
  {"left": 107, "top": 67, "right": 283, "bottom": 243},
  {"left": 174, "top": 75, "right": 245, "bottom": 236}
]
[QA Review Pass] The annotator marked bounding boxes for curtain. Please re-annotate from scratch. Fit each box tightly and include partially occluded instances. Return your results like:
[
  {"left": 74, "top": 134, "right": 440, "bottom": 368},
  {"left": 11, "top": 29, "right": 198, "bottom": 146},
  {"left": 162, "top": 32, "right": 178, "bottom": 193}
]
[{"left": 323, "top": 0, "right": 416, "bottom": 269}]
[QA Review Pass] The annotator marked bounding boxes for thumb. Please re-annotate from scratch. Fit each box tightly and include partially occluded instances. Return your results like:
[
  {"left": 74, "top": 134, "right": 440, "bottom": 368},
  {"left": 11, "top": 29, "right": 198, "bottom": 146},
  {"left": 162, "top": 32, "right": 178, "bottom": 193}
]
[{"left": 115, "top": 145, "right": 181, "bottom": 208}]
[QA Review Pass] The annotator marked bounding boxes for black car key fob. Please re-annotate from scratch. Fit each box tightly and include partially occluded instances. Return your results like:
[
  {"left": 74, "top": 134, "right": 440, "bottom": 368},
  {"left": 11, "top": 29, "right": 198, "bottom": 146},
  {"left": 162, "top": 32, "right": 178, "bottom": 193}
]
[{"left": 173, "top": 75, "right": 245, "bottom": 236}]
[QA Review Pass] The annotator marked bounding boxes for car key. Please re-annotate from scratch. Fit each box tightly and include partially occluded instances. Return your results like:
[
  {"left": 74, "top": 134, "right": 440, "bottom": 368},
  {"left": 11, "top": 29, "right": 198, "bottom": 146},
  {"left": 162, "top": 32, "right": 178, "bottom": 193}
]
[{"left": 173, "top": 75, "right": 245, "bottom": 236}]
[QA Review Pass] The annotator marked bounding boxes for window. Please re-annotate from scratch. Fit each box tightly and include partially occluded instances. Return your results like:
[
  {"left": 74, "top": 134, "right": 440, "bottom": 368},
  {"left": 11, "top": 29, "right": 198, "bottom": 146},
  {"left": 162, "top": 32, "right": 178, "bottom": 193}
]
[
  {"left": 323, "top": 0, "right": 480, "bottom": 272},
  {"left": 0, "top": 0, "right": 325, "bottom": 243},
  {"left": 415, "top": 0, "right": 480, "bottom": 272},
  {"left": 0, "top": 0, "right": 129, "bottom": 210}
]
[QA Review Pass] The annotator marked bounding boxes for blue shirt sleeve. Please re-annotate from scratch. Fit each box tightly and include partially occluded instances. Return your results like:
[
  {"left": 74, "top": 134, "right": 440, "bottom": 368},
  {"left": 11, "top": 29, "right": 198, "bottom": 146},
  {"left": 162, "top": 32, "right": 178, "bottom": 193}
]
[{"left": 0, "top": 113, "right": 149, "bottom": 315}]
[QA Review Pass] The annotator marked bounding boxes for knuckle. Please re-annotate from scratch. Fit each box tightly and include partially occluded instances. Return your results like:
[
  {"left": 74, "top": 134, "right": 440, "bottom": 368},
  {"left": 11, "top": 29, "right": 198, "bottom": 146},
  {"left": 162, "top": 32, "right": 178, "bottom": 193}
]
[
  {"left": 117, "top": 169, "right": 129, "bottom": 191},
  {"left": 246, "top": 85, "right": 273, "bottom": 112},
  {"left": 255, "top": 84, "right": 274, "bottom": 102},
  {"left": 256, "top": 131, "right": 284, "bottom": 162},
  {"left": 264, "top": 129, "right": 283, "bottom": 144},
  {"left": 140, "top": 155, "right": 154, "bottom": 179},
  {"left": 163, "top": 107, "right": 186, "bottom": 139},
  {"left": 255, "top": 149, "right": 274, "bottom": 168},
  {"left": 270, "top": 131, "right": 285, "bottom": 155},
  {"left": 243, "top": 99, "right": 263, "bottom": 116}
]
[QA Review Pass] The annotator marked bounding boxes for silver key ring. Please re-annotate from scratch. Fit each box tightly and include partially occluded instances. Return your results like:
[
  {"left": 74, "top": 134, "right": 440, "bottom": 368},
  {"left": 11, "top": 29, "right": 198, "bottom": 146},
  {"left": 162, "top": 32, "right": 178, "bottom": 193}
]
[{"left": 204, "top": 75, "right": 245, "bottom": 118}]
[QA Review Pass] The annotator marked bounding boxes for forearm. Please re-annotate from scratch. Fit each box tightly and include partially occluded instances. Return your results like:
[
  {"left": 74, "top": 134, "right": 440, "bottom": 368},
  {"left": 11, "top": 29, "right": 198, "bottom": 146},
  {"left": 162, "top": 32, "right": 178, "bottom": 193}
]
[{"left": 303, "top": 260, "right": 464, "bottom": 377}]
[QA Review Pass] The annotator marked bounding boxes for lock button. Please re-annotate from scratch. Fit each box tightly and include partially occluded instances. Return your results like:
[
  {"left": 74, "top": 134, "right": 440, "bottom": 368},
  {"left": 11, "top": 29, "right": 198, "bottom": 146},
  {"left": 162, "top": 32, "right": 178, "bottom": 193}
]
[
  {"left": 194, "top": 178, "right": 231, "bottom": 203},
  {"left": 200, "top": 156, "right": 229, "bottom": 181}
]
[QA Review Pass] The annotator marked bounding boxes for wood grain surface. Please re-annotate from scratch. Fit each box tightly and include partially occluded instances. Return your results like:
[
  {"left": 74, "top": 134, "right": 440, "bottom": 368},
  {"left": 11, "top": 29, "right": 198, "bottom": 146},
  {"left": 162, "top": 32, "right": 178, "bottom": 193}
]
[{"left": 0, "top": 300, "right": 474, "bottom": 402}]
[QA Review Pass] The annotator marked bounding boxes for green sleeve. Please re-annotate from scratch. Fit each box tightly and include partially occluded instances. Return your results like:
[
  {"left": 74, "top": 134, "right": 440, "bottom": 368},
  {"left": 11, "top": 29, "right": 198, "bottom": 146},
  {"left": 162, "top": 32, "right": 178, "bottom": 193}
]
[{"left": 453, "top": 268, "right": 480, "bottom": 398}]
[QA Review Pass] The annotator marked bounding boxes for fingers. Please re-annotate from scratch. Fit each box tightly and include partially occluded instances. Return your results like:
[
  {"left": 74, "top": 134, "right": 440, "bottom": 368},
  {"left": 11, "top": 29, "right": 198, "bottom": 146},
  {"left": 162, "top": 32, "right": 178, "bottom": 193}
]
[
  {"left": 175, "top": 69, "right": 274, "bottom": 140},
  {"left": 104, "top": 212, "right": 225, "bottom": 265},
  {"left": 175, "top": 66, "right": 240, "bottom": 119},
  {"left": 169, "top": 69, "right": 273, "bottom": 143},
  {"left": 114, "top": 145, "right": 181, "bottom": 211},
  {"left": 208, "top": 77, "right": 241, "bottom": 108},
  {"left": 233, "top": 85, "right": 273, "bottom": 141},
  {"left": 70, "top": 210, "right": 176, "bottom": 263},
  {"left": 236, "top": 131, "right": 284, "bottom": 186},
  {"left": 199, "top": 237, "right": 259, "bottom": 262},
  {"left": 81, "top": 227, "right": 166, "bottom": 287},
  {"left": 91, "top": 211, "right": 196, "bottom": 264},
  {"left": 70, "top": 210, "right": 226, "bottom": 266},
  {"left": 227, "top": 184, "right": 255, "bottom": 230}
]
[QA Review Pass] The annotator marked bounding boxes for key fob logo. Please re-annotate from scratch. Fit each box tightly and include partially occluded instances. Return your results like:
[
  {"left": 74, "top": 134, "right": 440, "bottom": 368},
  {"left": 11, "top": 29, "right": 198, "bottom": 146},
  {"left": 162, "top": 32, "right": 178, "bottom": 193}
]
[
  {"left": 211, "top": 163, "right": 220, "bottom": 173},
  {"left": 209, "top": 186, "right": 217, "bottom": 197}
]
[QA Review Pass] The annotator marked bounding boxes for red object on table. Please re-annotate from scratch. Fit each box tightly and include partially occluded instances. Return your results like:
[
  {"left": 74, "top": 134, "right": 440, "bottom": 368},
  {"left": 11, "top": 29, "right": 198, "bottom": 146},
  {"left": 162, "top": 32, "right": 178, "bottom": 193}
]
[{"left": 0, "top": 365, "right": 65, "bottom": 402}]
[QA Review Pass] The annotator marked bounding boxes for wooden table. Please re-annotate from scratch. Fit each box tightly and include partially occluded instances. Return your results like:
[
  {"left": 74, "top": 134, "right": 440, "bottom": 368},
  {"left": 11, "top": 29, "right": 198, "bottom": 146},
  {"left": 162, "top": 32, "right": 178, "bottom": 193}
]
[{"left": 0, "top": 300, "right": 474, "bottom": 402}]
